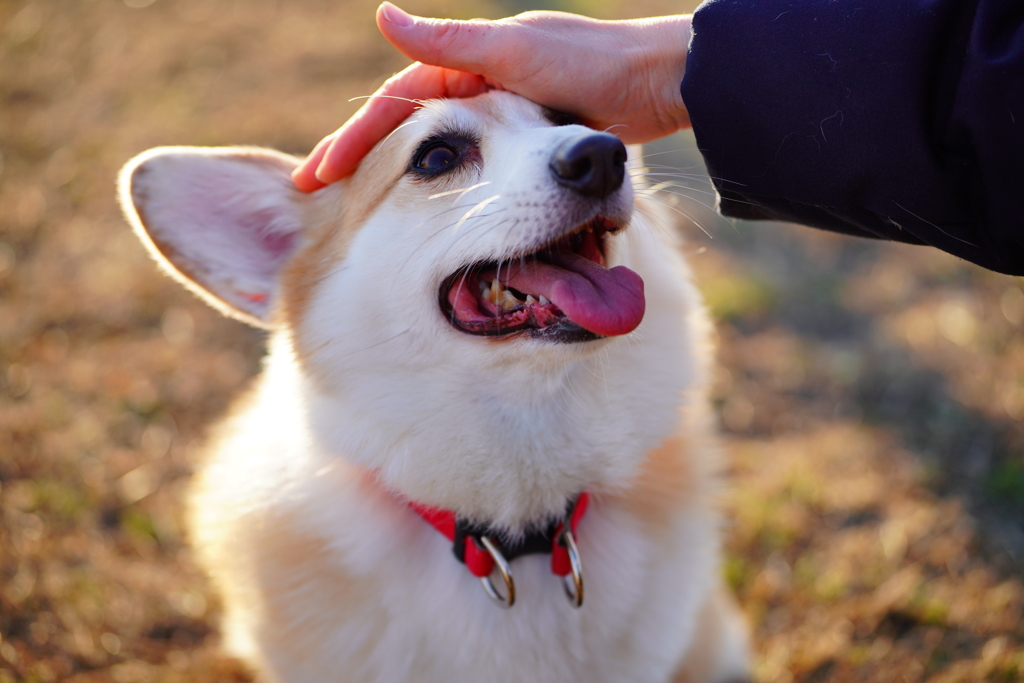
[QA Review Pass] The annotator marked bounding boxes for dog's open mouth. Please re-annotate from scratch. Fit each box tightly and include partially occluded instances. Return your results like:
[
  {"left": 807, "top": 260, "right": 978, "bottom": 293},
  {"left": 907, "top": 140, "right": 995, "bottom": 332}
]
[{"left": 439, "top": 217, "right": 645, "bottom": 341}]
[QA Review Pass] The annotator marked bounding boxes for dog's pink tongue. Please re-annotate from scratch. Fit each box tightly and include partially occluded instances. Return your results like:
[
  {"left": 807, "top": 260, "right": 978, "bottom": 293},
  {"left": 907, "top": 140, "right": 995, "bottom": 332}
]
[{"left": 504, "top": 253, "right": 645, "bottom": 336}]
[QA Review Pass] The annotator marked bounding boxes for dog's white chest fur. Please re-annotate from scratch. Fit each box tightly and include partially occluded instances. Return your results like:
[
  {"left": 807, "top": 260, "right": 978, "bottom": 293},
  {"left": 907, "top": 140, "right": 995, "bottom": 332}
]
[{"left": 120, "top": 92, "right": 750, "bottom": 683}]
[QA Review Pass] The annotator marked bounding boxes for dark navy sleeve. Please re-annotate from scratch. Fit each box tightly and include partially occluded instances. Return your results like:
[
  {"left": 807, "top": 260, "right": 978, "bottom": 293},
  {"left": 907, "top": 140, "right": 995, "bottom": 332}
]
[{"left": 681, "top": 0, "right": 1024, "bottom": 275}]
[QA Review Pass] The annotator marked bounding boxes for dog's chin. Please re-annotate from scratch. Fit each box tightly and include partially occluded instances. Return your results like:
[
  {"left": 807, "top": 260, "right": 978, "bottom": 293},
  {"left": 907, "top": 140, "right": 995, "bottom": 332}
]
[
  {"left": 524, "top": 320, "right": 604, "bottom": 344},
  {"left": 438, "top": 215, "right": 645, "bottom": 344}
]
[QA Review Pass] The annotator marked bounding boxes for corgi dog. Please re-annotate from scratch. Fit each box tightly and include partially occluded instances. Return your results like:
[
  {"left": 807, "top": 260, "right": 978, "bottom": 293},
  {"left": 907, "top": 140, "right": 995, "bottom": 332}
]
[{"left": 118, "top": 91, "right": 750, "bottom": 683}]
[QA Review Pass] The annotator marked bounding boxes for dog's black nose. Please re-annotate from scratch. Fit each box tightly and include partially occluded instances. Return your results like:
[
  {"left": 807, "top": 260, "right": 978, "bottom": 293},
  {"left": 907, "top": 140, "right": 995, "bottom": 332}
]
[{"left": 550, "top": 133, "right": 627, "bottom": 199}]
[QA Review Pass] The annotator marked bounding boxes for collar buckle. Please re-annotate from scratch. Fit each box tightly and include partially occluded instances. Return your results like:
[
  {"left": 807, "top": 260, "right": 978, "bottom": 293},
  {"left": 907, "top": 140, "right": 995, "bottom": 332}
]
[
  {"left": 476, "top": 535, "right": 515, "bottom": 608},
  {"left": 410, "top": 493, "right": 589, "bottom": 608}
]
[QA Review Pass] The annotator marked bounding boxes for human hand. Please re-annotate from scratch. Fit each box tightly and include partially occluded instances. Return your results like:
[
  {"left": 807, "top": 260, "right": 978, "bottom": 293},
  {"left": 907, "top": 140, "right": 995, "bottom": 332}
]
[{"left": 292, "top": 3, "right": 691, "bottom": 191}]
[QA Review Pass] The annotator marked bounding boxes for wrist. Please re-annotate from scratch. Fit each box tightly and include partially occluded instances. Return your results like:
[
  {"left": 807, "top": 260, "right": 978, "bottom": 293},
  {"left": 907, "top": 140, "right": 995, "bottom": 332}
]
[{"left": 629, "top": 14, "right": 692, "bottom": 135}]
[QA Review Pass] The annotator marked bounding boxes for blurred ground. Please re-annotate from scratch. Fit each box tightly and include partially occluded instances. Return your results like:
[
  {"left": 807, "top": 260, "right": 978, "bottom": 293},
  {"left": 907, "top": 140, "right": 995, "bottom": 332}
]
[{"left": 1, "top": 0, "right": 1022, "bottom": 681}]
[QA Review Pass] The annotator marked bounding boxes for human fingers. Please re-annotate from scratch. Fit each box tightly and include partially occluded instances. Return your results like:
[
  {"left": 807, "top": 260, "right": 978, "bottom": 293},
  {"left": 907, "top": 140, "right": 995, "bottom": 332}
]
[
  {"left": 377, "top": 2, "right": 516, "bottom": 77},
  {"left": 292, "top": 134, "right": 334, "bottom": 192},
  {"left": 292, "top": 62, "right": 488, "bottom": 190},
  {"left": 375, "top": 5, "right": 689, "bottom": 142},
  {"left": 314, "top": 64, "right": 487, "bottom": 183},
  {"left": 295, "top": 77, "right": 424, "bottom": 190}
]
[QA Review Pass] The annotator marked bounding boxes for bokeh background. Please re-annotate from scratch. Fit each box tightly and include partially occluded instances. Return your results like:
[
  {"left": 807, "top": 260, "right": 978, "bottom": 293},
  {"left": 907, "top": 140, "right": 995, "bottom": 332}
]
[{"left": 1, "top": 0, "right": 1022, "bottom": 681}]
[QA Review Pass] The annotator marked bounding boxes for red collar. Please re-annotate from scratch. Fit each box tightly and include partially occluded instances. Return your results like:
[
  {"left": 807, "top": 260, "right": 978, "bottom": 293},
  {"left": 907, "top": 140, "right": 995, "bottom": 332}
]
[{"left": 409, "top": 493, "right": 589, "bottom": 608}]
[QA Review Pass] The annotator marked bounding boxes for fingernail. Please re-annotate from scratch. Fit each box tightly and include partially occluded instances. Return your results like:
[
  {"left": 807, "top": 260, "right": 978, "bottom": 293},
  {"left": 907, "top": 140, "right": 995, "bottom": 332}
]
[
  {"left": 380, "top": 2, "right": 413, "bottom": 28},
  {"left": 314, "top": 162, "right": 331, "bottom": 183}
]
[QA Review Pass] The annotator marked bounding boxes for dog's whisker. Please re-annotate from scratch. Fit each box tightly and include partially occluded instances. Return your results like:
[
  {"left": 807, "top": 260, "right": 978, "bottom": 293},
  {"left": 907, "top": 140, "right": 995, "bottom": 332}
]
[
  {"left": 636, "top": 182, "right": 714, "bottom": 205},
  {"left": 623, "top": 208, "right": 665, "bottom": 244},
  {"left": 378, "top": 120, "right": 420, "bottom": 150},
  {"left": 423, "top": 202, "right": 507, "bottom": 229},
  {"left": 388, "top": 201, "right": 503, "bottom": 259},
  {"left": 639, "top": 193, "right": 719, "bottom": 238},
  {"left": 629, "top": 163, "right": 749, "bottom": 187},
  {"left": 639, "top": 191, "right": 710, "bottom": 231},
  {"left": 451, "top": 194, "right": 502, "bottom": 234},
  {"left": 631, "top": 177, "right": 718, "bottom": 196},
  {"left": 414, "top": 201, "right": 510, "bottom": 238},
  {"left": 631, "top": 171, "right": 717, "bottom": 184},
  {"left": 643, "top": 183, "right": 759, "bottom": 214},
  {"left": 333, "top": 329, "right": 411, "bottom": 362},
  {"left": 637, "top": 148, "right": 702, "bottom": 160},
  {"left": 425, "top": 208, "right": 511, "bottom": 247},
  {"left": 348, "top": 94, "right": 430, "bottom": 106},
  {"left": 633, "top": 162, "right": 709, "bottom": 171},
  {"left": 429, "top": 182, "right": 493, "bottom": 200},
  {"left": 637, "top": 180, "right": 720, "bottom": 200},
  {"left": 428, "top": 212, "right": 512, "bottom": 254},
  {"left": 459, "top": 216, "right": 519, "bottom": 260},
  {"left": 393, "top": 208, "right": 512, "bottom": 273}
]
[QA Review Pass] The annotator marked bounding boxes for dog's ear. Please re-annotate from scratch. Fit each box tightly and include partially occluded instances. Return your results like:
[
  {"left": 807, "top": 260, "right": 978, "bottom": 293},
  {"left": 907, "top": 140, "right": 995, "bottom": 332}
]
[{"left": 118, "top": 146, "right": 307, "bottom": 328}]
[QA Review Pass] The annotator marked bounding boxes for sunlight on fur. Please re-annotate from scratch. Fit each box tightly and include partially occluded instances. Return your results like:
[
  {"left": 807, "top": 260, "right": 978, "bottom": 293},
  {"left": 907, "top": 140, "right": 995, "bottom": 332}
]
[{"left": 118, "top": 91, "right": 751, "bottom": 683}]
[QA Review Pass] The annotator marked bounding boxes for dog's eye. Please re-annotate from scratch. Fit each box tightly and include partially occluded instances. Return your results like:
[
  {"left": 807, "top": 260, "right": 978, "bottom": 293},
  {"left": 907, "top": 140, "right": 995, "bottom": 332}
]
[{"left": 414, "top": 143, "right": 458, "bottom": 172}]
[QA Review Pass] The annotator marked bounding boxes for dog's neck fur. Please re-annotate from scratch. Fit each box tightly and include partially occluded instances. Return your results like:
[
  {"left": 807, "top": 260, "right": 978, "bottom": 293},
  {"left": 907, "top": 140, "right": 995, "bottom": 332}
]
[{"left": 260, "top": 213, "right": 701, "bottom": 532}]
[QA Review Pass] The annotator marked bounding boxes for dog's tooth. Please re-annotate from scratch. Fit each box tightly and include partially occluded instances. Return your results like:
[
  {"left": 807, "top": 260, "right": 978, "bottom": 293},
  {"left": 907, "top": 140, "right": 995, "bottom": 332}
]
[
  {"left": 500, "top": 290, "right": 519, "bottom": 310},
  {"left": 539, "top": 295, "right": 550, "bottom": 305},
  {"left": 525, "top": 295, "right": 537, "bottom": 305},
  {"left": 484, "top": 279, "right": 504, "bottom": 305}
]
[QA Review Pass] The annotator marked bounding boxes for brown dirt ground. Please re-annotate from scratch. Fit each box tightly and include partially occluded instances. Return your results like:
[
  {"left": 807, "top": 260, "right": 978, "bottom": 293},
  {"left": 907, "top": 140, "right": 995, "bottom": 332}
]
[{"left": 1, "top": 0, "right": 1022, "bottom": 681}]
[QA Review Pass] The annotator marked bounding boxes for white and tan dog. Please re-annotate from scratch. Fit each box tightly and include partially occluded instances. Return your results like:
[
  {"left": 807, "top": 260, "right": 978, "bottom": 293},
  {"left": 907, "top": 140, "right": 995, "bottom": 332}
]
[{"left": 119, "top": 91, "right": 750, "bottom": 683}]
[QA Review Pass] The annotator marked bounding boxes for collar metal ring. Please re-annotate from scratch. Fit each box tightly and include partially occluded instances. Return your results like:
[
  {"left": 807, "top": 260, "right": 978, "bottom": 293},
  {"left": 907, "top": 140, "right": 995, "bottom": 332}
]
[
  {"left": 559, "top": 528, "right": 584, "bottom": 608},
  {"left": 477, "top": 535, "right": 515, "bottom": 608}
]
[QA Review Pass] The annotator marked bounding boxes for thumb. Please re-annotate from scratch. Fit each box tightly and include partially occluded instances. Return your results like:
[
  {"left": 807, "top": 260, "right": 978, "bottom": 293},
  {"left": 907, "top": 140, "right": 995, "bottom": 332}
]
[{"left": 377, "top": 3, "right": 508, "bottom": 76}]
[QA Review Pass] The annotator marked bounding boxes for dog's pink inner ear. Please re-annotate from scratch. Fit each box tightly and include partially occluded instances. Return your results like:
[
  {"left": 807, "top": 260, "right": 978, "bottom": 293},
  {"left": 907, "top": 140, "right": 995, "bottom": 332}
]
[
  {"left": 123, "top": 148, "right": 305, "bottom": 327},
  {"left": 253, "top": 216, "right": 298, "bottom": 259},
  {"left": 238, "top": 208, "right": 300, "bottom": 273}
]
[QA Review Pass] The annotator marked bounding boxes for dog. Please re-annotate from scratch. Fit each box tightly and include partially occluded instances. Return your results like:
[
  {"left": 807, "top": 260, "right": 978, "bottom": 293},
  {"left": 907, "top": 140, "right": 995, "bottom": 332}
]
[{"left": 118, "top": 91, "right": 751, "bottom": 683}]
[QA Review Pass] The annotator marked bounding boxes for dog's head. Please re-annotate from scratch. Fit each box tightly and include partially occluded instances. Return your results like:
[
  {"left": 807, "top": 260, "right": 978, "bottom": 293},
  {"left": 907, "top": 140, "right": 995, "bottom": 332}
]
[
  {"left": 120, "top": 92, "right": 694, "bottom": 524},
  {"left": 120, "top": 91, "right": 643, "bottom": 353}
]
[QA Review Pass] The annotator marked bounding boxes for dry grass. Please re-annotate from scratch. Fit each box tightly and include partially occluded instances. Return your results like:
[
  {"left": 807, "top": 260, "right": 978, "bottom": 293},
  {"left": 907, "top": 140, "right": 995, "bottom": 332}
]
[{"left": 1, "top": 0, "right": 1022, "bottom": 681}]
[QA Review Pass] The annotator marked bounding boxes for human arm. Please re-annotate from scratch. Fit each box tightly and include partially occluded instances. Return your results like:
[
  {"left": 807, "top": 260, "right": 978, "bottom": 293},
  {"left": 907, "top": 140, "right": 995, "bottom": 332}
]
[
  {"left": 291, "top": 4, "right": 691, "bottom": 191},
  {"left": 683, "top": 0, "right": 1024, "bottom": 275}
]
